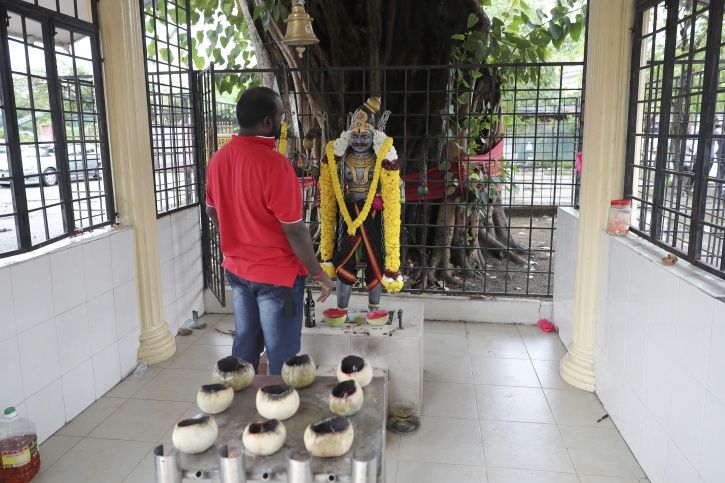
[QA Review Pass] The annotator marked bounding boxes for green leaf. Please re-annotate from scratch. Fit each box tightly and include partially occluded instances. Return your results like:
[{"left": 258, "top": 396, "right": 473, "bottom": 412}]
[
  {"left": 451, "top": 34, "right": 465, "bottom": 41},
  {"left": 471, "top": 70, "right": 483, "bottom": 80},
  {"left": 253, "top": 6, "right": 264, "bottom": 20},
  {"left": 467, "top": 13, "right": 478, "bottom": 29},
  {"left": 551, "top": 6, "right": 568, "bottom": 19},
  {"left": 480, "top": 0, "right": 491, "bottom": 5},
  {"left": 569, "top": 21, "right": 583, "bottom": 42},
  {"left": 160, "top": 47, "right": 170, "bottom": 62},
  {"left": 549, "top": 23, "right": 563, "bottom": 40}
]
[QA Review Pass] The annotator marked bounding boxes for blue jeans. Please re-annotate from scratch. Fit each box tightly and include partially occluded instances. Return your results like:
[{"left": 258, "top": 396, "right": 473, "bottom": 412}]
[{"left": 226, "top": 271, "right": 305, "bottom": 375}]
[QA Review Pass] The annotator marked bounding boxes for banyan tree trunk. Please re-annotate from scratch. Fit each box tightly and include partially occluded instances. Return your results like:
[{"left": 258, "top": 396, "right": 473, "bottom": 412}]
[{"left": 234, "top": 0, "right": 528, "bottom": 290}]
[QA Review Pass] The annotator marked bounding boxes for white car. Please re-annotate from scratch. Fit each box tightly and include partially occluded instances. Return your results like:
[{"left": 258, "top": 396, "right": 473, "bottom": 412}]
[{"left": 0, "top": 144, "right": 100, "bottom": 187}]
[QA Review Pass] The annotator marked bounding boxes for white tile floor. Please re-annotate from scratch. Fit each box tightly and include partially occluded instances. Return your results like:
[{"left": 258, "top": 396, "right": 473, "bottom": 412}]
[{"left": 33, "top": 314, "right": 649, "bottom": 483}]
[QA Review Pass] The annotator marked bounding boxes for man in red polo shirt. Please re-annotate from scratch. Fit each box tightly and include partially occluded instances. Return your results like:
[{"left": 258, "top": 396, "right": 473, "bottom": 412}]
[{"left": 205, "top": 87, "right": 333, "bottom": 375}]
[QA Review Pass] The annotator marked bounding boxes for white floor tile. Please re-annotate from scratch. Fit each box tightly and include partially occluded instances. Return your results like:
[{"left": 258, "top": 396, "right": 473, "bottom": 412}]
[
  {"left": 486, "top": 467, "right": 579, "bottom": 483},
  {"left": 193, "top": 327, "right": 234, "bottom": 346},
  {"left": 559, "top": 425, "right": 645, "bottom": 479},
  {"left": 57, "top": 397, "right": 127, "bottom": 437},
  {"left": 480, "top": 420, "right": 575, "bottom": 473},
  {"left": 424, "top": 333, "right": 470, "bottom": 356},
  {"left": 131, "top": 368, "right": 212, "bottom": 402},
  {"left": 424, "top": 320, "right": 466, "bottom": 333},
  {"left": 386, "top": 431, "right": 400, "bottom": 461},
  {"left": 470, "top": 357, "right": 540, "bottom": 387},
  {"left": 517, "top": 325, "right": 550, "bottom": 339},
  {"left": 578, "top": 476, "right": 650, "bottom": 483},
  {"left": 544, "top": 389, "right": 613, "bottom": 428},
  {"left": 531, "top": 360, "right": 576, "bottom": 390},
  {"left": 105, "top": 367, "right": 163, "bottom": 399},
  {"left": 475, "top": 385, "right": 554, "bottom": 423},
  {"left": 121, "top": 448, "right": 155, "bottom": 483},
  {"left": 398, "top": 416, "right": 484, "bottom": 466},
  {"left": 468, "top": 335, "right": 529, "bottom": 359},
  {"left": 386, "top": 458, "right": 398, "bottom": 483},
  {"left": 522, "top": 336, "right": 567, "bottom": 361},
  {"left": 90, "top": 399, "right": 192, "bottom": 442},
  {"left": 38, "top": 435, "right": 81, "bottom": 474},
  {"left": 164, "top": 343, "right": 229, "bottom": 371},
  {"left": 423, "top": 382, "right": 478, "bottom": 419},
  {"left": 424, "top": 355, "right": 473, "bottom": 384},
  {"left": 466, "top": 323, "right": 519, "bottom": 337},
  {"left": 38, "top": 437, "right": 152, "bottom": 483},
  {"left": 396, "top": 460, "right": 486, "bottom": 483}
]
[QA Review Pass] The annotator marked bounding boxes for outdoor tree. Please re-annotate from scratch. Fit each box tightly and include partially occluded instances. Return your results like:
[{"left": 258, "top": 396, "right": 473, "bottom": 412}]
[{"left": 183, "top": 0, "right": 586, "bottom": 290}]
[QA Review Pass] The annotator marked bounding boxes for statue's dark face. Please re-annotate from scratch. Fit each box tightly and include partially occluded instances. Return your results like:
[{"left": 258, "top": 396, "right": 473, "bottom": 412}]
[{"left": 350, "top": 131, "right": 373, "bottom": 153}]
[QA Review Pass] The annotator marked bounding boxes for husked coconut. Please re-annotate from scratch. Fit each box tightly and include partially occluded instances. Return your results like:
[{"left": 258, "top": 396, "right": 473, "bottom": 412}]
[
  {"left": 281, "top": 354, "right": 317, "bottom": 388},
  {"left": 212, "top": 356, "right": 254, "bottom": 391},
  {"left": 242, "top": 419, "right": 286, "bottom": 456},
  {"left": 329, "top": 380, "right": 364, "bottom": 416},
  {"left": 172, "top": 416, "right": 218, "bottom": 454},
  {"left": 336, "top": 355, "right": 373, "bottom": 387},
  {"left": 256, "top": 384, "right": 300, "bottom": 420},
  {"left": 303, "top": 416, "right": 354, "bottom": 458}
]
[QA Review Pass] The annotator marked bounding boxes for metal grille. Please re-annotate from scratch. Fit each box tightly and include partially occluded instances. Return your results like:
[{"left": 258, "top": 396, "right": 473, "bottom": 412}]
[
  {"left": 196, "top": 66, "right": 224, "bottom": 306},
  {"left": 140, "top": 0, "right": 198, "bottom": 216},
  {"left": 626, "top": 0, "right": 725, "bottom": 277},
  {"left": 199, "top": 62, "right": 584, "bottom": 297},
  {"left": 0, "top": 0, "right": 113, "bottom": 257}
]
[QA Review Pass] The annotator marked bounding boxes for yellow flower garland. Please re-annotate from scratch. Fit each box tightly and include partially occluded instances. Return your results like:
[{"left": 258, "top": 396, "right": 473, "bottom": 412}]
[
  {"left": 380, "top": 166, "right": 404, "bottom": 292},
  {"left": 318, "top": 161, "right": 337, "bottom": 263},
  {"left": 325, "top": 137, "right": 393, "bottom": 236},
  {"left": 277, "top": 121, "right": 288, "bottom": 155}
]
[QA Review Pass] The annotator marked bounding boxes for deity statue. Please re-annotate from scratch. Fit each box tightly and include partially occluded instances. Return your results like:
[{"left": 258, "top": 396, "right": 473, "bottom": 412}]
[{"left": 318, "top": 97, "right": 404, "bottom": 315}]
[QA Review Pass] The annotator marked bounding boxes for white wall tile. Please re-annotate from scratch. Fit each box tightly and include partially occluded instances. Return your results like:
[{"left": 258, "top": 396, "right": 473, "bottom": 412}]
[
  {"left": 164, "top": 300, "right": 179, "bottom": 333},
  {"left": 87, "top": 290, "right": 117, "bottom": 354},
  {"left": 642, "top": 264, "right": 679, "bottom": 428},
  {"left": 118, "top": 328, "right": 140, "bottom": 377},
  {"left": 114, "top": 279, "right": 140, "bottom": 339},
  {"left": 700, "top": 391, "right": 725, "bottom": 483},
  {"left": 157, "top": 216, "right": 173, "bottom": 263},
  {"left": 0, "top": 337, "right": 24, "bottom": 408},
  {"left": 0, "top": 267, "right": 16, "bottom": 341},
  {"left": 12, "top": 256, "right": 54, "bottom": 333},
  {"left": 55, "top": 305, "right": 91, "bottom": 374},
  {"left": 638, "top": 411, "right": 668, "bottom": 483},
  {"left": 664, "top": 440, "right": 700, "bottom": 483},
  {"left": 675, "top": 280, "right": 714, "bottom": 386},
  {"left": 160, "top": 259, "right": 175, "bottom": 308},
  {"left": 707, "top": 301, "right": 725, "bottom": 405},
  {"left": 50, "top": 245, "right": 86, "bottom": 315},
  {"left": 92, "top": 342, "right": 121, "bottom": 398},
  {"left": 18, "top": 318, "right": 61, "bottom": 398},
  {"left": 111, "top": 229, "right": 135, "bottom": 286},
  {"left": 61, "top": 358, "right": 96, "bottom": 421},
  {"left": 83, "top": 236, "right": 113, "bottom": 300},
  {"left": 668, "top": 365, "right": 706, "bottom": 471},
  {"left": 26, "top": 379, "right": 66, "bottom": 443}
]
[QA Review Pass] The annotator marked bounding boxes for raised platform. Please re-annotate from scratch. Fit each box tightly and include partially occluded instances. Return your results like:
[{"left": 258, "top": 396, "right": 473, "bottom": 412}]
[{"left": 301, "top": 295, "right": 423, "bottom": 411}]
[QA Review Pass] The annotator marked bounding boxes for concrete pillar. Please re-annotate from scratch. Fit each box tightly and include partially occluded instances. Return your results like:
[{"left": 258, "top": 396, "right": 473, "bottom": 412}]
[
  {"left": 559, "top": 0, "right": 635, "bottom": 391},
  {"left": 98, "top": 0, "right": 176, "bottom": 364}
]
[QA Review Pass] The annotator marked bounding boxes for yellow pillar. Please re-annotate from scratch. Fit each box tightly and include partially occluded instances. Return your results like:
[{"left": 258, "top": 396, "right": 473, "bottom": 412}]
[
  {"left": 559, "top": 0, "right": 635, "bottom": 391},
  {"left": 98, "top": 0, "right": 176, "bottom": 364}
]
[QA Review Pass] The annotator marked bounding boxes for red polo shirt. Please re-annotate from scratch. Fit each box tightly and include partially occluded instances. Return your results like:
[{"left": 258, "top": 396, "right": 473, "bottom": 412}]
[{"left": 205, "top": 135, "right": 307, "bottom": 287}]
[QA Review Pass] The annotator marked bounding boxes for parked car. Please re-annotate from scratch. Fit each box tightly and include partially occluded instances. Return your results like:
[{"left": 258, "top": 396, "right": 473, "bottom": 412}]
[{"left": 0, "top": 144, "right": 100, "bottom": 187}]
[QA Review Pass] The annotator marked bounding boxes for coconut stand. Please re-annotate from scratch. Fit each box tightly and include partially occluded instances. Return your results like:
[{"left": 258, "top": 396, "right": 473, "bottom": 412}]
[{"left": 154, "top": 373, "right": 388, "bottom": 482}]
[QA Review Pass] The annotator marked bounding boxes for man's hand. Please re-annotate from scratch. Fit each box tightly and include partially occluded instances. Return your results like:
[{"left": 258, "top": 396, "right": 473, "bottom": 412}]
[{"left": 315, "top": 272, "right": 334, "bottom": 303}]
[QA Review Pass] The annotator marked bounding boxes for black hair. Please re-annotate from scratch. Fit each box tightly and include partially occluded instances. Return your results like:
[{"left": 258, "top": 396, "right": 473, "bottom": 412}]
[{"left": 236, "top": 87, "right": 281, "bottom": 129}]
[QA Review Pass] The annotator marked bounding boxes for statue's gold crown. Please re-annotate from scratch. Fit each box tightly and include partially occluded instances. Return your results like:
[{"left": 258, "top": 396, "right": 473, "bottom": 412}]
[{"left": 350, "top": 97, "right": 383, "bottom": 134}]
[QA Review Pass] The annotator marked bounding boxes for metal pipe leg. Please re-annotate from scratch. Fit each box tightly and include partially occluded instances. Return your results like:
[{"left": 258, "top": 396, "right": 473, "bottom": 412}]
[
  {"left": 219, "top": 445, "right": 246, "bottom": 483},
  {"left": 153, "top": 445, "right": 182, "bottom": 483},
  {"left": 352, "top": 452, "right": 378, "bottom": 483},
  {"left": 287, "top": 450, "right": 312, "bottom": 483}
]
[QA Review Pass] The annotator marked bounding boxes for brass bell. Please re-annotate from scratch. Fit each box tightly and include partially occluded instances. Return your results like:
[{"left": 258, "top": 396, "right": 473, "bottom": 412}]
[{"left": 282, "top": 1, "right": 319, "bottom": 58}]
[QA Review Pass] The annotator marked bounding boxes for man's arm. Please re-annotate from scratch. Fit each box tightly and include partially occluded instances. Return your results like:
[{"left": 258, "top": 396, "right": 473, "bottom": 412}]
[
  {"left": 206, "top": 205, "right": 219, "bottom": 230},
  {"left": 280, "top": 221, "right": 334, "bottom": 302}
]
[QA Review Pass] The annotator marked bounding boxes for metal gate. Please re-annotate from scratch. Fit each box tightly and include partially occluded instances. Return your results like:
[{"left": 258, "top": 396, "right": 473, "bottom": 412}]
[
  {"left": 197, "top": 63, "right": 584, "bottom": 300},
  {"left": 196, "top": 65, "right": 225, "bottom": 306}
]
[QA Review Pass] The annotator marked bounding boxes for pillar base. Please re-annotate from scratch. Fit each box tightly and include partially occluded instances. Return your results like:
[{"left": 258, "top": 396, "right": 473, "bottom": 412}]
[
  {"left": 137, "top": 323, "right": 176, "bottom": 365},
  {"left": 560, "top": 344, "right": 596, "bottom": 392}
]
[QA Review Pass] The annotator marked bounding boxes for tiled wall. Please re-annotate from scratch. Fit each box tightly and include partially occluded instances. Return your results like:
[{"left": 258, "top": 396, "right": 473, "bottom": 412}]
[
  {"left": 553, "top": 209, "right": 725, "bottom": 483},
  {"left": 552, "top": 208, "right": 578, "bottom": 347},
  {"left": 157, "top": 207, "right": 204, "bottom": 334},
  {"left": 0, "top": 228, "right": 140, "bottom": 442}
]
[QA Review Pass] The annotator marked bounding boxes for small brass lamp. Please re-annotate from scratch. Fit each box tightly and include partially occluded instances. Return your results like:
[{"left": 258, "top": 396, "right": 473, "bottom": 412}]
[{"left": 282, "top": 0, "right": 319, "bottom": 58}]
